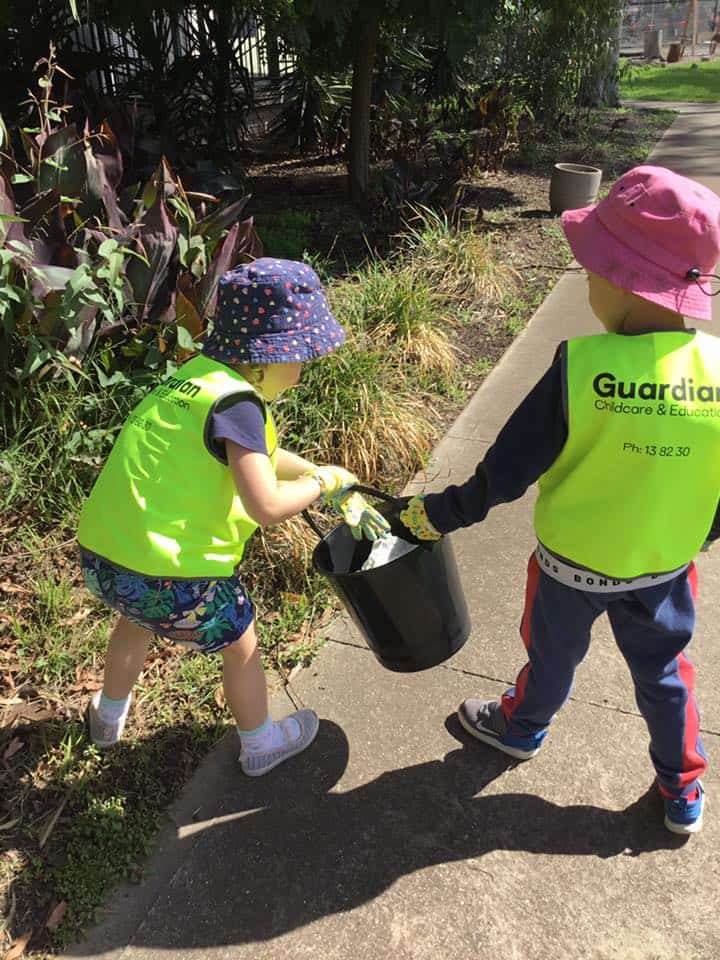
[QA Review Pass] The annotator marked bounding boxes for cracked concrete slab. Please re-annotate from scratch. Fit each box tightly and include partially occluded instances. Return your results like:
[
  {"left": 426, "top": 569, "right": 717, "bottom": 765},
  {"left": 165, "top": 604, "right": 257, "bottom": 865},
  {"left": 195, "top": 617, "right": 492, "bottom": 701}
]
[{"left": 70, "top": 644, "right": 720, "bottom": 960}]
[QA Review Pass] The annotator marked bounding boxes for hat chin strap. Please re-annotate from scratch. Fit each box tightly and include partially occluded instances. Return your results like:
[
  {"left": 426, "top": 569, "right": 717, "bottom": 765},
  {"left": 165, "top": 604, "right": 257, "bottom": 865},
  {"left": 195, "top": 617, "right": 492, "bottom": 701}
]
[{"left": 686, "top": 268, "right": 720, "bottom": 296}]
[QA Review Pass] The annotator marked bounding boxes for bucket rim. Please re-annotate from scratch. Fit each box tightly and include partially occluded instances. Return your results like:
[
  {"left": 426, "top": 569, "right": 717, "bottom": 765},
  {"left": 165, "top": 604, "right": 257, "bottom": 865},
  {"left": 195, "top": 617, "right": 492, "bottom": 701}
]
[{"left": 311, "top": 526, "right": 429, "bottom": 578}]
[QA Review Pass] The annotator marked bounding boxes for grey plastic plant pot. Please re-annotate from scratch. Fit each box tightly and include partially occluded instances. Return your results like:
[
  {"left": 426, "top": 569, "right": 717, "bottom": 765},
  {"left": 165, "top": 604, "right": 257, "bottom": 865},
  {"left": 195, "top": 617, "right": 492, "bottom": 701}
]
[
  {"left": 305, "top": 487, "right": 471, "bottom": 673},
  {"left": 549, "top": 162, "right": 602, "bottom": 215}
]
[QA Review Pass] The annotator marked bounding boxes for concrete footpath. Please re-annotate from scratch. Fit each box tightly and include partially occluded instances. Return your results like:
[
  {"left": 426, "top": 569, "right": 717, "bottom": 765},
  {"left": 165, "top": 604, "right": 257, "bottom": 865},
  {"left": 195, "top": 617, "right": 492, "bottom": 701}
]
[{"left": 69, "top": 105, "right": 720, "bottom": 960}]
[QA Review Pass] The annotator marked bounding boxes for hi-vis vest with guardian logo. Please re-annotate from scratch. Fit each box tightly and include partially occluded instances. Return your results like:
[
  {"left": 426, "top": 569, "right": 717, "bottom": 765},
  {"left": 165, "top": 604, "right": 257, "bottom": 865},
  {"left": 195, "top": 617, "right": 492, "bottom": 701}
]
[
  {"left": 78, "top": 355, "right": 278, "bottom": 577},
  {"left": 535, "top": 330, "right": 720, "bottom": 579}
]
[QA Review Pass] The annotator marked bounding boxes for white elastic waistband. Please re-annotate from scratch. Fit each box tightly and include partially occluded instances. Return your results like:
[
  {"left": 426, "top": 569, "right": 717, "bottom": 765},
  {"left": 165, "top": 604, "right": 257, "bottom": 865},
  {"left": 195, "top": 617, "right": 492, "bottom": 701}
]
[{"left": 535, "top": 543, "right": 687, "bottom": 593}]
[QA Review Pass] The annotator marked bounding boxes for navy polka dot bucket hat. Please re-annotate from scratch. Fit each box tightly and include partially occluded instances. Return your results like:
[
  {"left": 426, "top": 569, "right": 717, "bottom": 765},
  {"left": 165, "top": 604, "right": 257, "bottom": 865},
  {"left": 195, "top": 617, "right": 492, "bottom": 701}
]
[{"left": 203, "top": 258, "right": 346, "bottom": 364}]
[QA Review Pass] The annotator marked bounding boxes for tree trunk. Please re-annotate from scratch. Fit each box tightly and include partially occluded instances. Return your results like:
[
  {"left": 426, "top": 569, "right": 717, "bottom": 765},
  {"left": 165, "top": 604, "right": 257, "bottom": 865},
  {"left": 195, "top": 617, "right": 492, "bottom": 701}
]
[
  {"left": 348, "top": 15, "right": 379, "bottom": 209},
  {"left": 586, "top": 15, "right": 622, "bottom": 108},
  {"left": 265, "top": 23, "right": 280, "bottom": 81},
  {"left": 607, "top": 16, "right": 622, "bottom": 106}
]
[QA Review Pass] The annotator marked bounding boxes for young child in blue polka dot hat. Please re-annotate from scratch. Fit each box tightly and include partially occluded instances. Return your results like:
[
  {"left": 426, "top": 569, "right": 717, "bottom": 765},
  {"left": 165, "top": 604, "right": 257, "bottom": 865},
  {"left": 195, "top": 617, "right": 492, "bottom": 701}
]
[
  {"left": 78, "top": 258, "right": 388, "bottom": 777},
  {"left": 204, "top": 258, "right": 346, "bottom": 364}
]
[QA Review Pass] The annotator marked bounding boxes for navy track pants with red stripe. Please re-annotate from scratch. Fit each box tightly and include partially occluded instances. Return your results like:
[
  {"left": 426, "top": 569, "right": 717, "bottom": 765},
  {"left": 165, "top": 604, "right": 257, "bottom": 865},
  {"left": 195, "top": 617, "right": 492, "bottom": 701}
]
[{"left": 501, "top": 554, "right": 707, "bottom": 799}]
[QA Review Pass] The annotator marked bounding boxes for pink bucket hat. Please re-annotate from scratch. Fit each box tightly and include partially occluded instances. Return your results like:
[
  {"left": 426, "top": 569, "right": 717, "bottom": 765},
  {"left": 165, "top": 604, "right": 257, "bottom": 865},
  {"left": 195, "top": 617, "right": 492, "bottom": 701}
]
[{"left": 561, "top": 165, "right": 720, "bottom": 321}]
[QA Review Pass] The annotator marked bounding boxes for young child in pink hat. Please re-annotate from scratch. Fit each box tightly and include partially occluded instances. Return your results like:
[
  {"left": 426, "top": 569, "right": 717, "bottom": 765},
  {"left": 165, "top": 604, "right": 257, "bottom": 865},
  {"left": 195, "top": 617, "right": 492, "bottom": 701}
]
[{"left": 399, "top": 165, "right": 720, "bottom": 834}]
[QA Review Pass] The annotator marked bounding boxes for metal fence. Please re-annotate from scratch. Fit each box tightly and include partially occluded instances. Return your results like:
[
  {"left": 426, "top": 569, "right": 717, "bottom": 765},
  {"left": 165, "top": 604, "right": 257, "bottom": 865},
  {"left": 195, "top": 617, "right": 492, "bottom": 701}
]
[
  {"left": 68, "top": 8, "right": 294, "bottom": 98},
  {"left": 620, "top": 1, "right": 720, "bottom": 54}
]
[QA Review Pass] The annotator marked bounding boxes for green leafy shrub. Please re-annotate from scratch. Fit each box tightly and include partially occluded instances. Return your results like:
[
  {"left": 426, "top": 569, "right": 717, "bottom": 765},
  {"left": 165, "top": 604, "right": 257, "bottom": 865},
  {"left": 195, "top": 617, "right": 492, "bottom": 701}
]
[
  {"left": 267, "top": 68, "right": 351, "bottom": 154},
  {"left": 0, "top": 48, "right": 262, "bottom": 413}
]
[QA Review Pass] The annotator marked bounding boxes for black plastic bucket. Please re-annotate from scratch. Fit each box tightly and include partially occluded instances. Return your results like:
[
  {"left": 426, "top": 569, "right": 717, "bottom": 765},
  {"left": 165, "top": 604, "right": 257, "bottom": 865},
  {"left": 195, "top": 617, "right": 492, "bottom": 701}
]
[{"left": 306, "top": 486, "right": 470, "bottom": 672}]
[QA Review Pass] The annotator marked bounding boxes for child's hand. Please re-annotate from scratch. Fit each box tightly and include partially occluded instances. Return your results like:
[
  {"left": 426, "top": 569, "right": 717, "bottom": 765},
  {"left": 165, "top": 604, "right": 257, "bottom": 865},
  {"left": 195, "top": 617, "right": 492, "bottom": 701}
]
[
  {"left": 308, "top": 465, "right": 357, "bottom": 498},
  {"left": 398, "top": 495, "right": 442, "bottom": 541},
  {"left": 330, "top": 491, "right": 391, "bottom": 541}
]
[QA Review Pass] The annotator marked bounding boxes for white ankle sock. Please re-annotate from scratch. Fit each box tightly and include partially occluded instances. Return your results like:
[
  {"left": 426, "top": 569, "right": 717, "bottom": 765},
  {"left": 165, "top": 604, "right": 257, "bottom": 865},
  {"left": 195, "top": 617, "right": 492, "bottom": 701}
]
[
  {"left": 97, "top": 692, "right": 131, "bottom": 722},
  {"left": 238, "top": 716, "right": 301, "bottom": 754}
]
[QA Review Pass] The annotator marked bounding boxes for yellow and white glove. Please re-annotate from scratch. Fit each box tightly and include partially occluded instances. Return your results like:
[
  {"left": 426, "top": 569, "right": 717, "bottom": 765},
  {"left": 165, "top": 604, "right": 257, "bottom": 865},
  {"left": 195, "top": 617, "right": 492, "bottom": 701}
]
[
  {"left": 329, "top": 490, "right": 391, "bottom": 541},
  {"left": 306, "top": 465, "right": 357, "bottom": 499},
  {"left": 398, "top": 495, "right": 442, "bottom": 541}
]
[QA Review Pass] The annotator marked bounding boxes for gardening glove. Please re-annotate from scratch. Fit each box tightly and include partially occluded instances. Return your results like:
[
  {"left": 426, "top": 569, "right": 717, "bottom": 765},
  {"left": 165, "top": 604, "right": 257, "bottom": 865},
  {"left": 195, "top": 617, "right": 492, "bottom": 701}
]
[
  {"left": 398, "top": 495, "right": 442, "bottom": 541},
  {"left": 329, "top": 490, "right": 391, "bottom": 542},
  {"left": 305, "top": 465, "right": 358, "bottom": 499}
]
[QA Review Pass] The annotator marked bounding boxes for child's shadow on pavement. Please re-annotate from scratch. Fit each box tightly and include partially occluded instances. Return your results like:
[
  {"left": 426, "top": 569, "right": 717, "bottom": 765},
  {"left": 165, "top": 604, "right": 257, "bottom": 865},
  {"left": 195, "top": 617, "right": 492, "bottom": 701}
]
[{"left": 71, "top": 715, "right": 685, "bottom": 953}]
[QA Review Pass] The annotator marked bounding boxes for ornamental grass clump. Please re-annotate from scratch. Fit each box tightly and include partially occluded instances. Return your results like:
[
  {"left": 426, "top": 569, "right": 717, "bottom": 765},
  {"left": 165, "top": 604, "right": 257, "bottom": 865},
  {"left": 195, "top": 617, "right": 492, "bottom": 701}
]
[
  {"left": 249, "top": 328, "right": 440, "bottom": 604},
  {"left": 331, "top": 258, "right": 456, "bottom": 377},
  {"left": 400, "top": 204, "right": 511, "bottom": 302},
  {"left": 276, "top": 330, "right": 435, "bottom": 487}
]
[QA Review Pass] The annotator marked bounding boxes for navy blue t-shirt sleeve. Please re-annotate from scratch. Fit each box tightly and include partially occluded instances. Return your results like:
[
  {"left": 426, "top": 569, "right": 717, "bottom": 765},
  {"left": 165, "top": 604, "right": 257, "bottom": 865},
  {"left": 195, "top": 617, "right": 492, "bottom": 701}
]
[
  {"left": 208, "top": 395, "right": 268, "bottom": 463},
  {"left": 423, "top": 347, "right": 568, "bottom": 534}
]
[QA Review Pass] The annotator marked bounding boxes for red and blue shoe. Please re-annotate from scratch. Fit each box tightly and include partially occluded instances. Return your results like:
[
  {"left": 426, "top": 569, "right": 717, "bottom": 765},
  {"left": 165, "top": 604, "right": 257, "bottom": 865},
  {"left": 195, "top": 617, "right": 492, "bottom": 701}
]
[{"left": 664, "top": 783, "right": 704, "bottom": 835}]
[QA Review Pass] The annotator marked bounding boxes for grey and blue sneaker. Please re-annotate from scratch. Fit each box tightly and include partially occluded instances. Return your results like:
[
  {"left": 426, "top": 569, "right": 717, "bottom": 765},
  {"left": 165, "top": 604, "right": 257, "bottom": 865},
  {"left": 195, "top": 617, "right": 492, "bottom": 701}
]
[
  {"left": 664, "top": 783, "right": 704, "bottom": 835},
  {"left": 458, "top": 698, "right": 543, "bottom": 760},
  {"left": 240, "top": 709, "right": 319, "bottom": 777}
]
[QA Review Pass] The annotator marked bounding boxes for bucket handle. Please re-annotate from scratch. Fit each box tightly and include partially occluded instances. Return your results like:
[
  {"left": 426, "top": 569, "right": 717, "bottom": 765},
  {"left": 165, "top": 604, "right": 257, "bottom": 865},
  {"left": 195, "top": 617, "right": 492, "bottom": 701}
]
[{"left": 302, "top": 484, "right": 398, "bottom": 541}]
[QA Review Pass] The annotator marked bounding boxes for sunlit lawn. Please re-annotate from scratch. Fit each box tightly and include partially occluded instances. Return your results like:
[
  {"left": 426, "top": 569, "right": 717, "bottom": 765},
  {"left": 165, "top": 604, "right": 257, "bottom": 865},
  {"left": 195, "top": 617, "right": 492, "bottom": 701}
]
[{"left": 620, "top": 59, "right": 720, "bottom": 102}]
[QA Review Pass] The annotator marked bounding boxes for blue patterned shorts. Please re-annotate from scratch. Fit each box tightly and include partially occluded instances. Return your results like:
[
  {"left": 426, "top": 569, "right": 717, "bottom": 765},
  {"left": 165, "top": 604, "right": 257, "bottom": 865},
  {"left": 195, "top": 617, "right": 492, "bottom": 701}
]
[{"left": 79, "top": 549, "right": 255, "bottom": 654}]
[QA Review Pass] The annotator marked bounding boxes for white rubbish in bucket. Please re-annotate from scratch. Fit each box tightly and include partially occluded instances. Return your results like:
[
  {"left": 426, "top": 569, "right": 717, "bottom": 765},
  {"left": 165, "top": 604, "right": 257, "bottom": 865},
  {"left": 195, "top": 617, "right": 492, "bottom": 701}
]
[{"left": 360, "top": 535, "right": 416, "bottom": 572}]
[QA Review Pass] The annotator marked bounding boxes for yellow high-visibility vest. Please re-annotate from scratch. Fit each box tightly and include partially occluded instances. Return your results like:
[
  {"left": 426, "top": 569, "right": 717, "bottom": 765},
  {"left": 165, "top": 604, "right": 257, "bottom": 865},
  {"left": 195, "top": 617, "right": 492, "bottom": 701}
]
[
  {"left": 78, "top": 354, "right": 277, "bottom": 577},
  {"left": 535, "top": 330, "right": 720, "bottom": 578}
]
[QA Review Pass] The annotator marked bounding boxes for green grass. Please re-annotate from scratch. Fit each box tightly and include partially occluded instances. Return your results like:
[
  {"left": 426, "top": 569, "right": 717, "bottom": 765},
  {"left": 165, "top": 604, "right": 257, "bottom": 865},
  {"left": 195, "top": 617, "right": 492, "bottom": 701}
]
[
  {"left": 54, "top": 794, "right": 155, "bottom": 930},
  {"left": 2, "top": 378, "right": 141, "bottom": 524},
  {"left": 499, "top": 276, "right": 559, "bottom": 337},
  {"left": 465, "top": 357, "right": 492, "bottom": 378},
  {"left": 619, "top": 60, "right": 720, "bottom": 102},
  {"left": 260, "top": 209, "right": 315, "bottom": 261}
]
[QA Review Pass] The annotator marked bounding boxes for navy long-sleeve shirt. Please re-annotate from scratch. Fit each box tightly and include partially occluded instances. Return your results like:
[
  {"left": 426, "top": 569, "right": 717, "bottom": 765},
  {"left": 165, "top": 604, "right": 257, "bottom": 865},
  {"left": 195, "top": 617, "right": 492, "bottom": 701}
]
[
  {"left": 423, "top": 348, "right": 720, "bottom": 543},
  {"left": 424, "top": 352, "right": 566, "bottom": 534}
]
